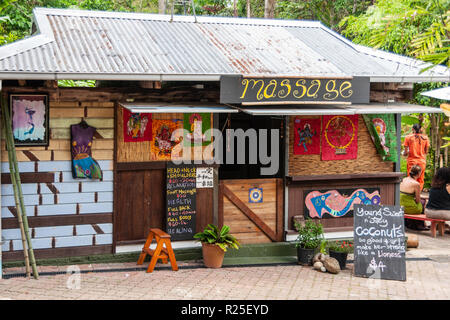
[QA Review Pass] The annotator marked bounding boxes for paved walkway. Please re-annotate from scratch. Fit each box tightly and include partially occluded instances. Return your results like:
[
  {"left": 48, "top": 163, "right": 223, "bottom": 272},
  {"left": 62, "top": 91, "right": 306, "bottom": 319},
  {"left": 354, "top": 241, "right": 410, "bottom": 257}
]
[{"left": 0, "top": 230, "right": 449, "bottom": 300}]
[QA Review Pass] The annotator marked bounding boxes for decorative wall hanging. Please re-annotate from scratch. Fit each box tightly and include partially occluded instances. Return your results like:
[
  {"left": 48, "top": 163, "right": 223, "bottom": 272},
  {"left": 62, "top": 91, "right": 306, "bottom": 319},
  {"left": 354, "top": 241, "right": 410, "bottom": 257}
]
[
  {"left": 10, "top": 94, "right": 49, "bottom": 146},
  {"left": 304, "top": 188, "right": 381, "bottom": 219},
  {"left": 322, "top": 115, "right": 358, "bottom": 161},
  {"left": 293, "top": 117, "right": 320, "bottom": 155},
  {"left": 152, "top": 119, "right": 183, "bottom": 160},
  {"left": 70, "top": 120, "right": 102, "bottom": 179},
  {"left": 362, "top": 114, "right": 397, "bottom": 162},
  {"left": 183, "top": 113, "right": 211, "bottom": 146},
  {"left": 249, "top": 188, "right": 263, "bottom": 203},
  {"left": 123, "top": 108, "right": 152, "bottom": 142}
]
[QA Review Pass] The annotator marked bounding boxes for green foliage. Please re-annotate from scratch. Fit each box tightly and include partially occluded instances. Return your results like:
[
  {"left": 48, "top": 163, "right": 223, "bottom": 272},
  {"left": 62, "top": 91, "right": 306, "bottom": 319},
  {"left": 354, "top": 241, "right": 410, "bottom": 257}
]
[
  {"left": 294, "top": 219, "right": 324, "bottom": 249},
  {"left": 327, "top": 240, "right": 354, "bottom": 253},
  {"left": 58, "top": 80, "right": 96, "bottom": 87},
  {"left": 193, "top": 224, "right": 240, "bottom": 252},
  {"left": 277, "top": 0, "right": 372, "bottom": 29},
  {"left": 339, "top": 0, "right": 450, "bottom": 67}
]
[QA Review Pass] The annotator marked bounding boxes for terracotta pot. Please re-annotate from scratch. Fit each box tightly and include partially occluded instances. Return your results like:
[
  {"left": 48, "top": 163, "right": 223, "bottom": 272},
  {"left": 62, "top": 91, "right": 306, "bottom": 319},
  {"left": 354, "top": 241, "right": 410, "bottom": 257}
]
[{"left": 201, "top": 243, "right": 225, "bottom": 268}]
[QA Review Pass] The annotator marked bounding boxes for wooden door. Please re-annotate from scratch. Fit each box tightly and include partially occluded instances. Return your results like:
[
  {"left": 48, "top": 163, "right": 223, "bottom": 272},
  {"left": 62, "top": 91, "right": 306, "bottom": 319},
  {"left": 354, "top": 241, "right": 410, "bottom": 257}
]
[
  {"left": 115, "top": 169, "right": 165, "bottom": 244},
  {"left": 218, "top": 178, "right": 284, "bottom": 244}
]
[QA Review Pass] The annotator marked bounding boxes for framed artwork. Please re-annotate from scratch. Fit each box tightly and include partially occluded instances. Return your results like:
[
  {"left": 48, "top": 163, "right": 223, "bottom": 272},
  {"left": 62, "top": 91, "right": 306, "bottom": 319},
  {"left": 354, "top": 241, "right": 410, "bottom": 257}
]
[{"left": 9, "top": 94, "right": 49, "bottom": 146}]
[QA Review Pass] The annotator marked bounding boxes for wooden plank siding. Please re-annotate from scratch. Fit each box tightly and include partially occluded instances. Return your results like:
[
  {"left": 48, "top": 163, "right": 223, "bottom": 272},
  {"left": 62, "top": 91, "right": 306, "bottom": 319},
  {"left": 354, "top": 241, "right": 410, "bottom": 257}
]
[
  {"left": 219, "top": 179, "right": 283, "bottom": 244},
  {"left": 1, "top": 87, "right": 115, "bottom": 261},
  {"left": 286, "top": 114, "right": 398, "bottom": 232}
]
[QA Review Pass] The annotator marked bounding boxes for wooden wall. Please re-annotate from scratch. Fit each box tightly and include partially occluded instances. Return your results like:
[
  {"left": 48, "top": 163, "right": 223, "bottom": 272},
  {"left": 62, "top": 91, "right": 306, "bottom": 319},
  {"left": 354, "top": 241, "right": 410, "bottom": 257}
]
[
  {"left": 288, "top": 115, "right": 394, "bottom": 176},
  {"left": 1, "top": 90, "right": 115, "bottom": 261},
  {"left": 116, "top": 106, "right": 214, "bottom": 163},
  {"left": 219, "top": 179, "right": 283, "bottom": 244}
]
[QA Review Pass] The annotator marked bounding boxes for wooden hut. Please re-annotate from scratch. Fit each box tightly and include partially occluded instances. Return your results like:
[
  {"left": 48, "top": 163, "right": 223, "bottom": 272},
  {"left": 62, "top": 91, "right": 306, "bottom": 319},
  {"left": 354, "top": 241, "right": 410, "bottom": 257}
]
[{"left": 0, "top": 8, "right": 447, "bottom": 263}]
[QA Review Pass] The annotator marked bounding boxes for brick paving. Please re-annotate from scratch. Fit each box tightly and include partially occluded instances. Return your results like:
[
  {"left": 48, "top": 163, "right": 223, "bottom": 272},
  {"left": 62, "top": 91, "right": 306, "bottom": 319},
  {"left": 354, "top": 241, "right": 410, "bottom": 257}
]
[{"left": 0, "top": 230, "right": 449, "bottom": 300}]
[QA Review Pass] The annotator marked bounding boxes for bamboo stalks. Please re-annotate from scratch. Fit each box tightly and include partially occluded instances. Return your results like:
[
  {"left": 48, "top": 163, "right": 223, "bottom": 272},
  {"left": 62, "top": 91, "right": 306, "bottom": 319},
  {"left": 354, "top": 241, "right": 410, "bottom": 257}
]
[
  {"left": 5, "top": 134, "right": 31, "bottom": 277},
  {"left": 1, "top": 97, "right": 39, "bottom": 279}
]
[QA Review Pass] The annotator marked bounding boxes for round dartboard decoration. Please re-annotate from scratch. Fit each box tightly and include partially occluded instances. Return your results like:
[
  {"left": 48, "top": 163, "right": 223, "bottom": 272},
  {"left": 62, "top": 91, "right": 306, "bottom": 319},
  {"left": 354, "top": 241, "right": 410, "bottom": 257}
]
[
  {"left": 322, "top": 115, "right": 359, "bottom": 161},
  {"left": 249, "top": 188, "right": 263, "bottom": 203}
]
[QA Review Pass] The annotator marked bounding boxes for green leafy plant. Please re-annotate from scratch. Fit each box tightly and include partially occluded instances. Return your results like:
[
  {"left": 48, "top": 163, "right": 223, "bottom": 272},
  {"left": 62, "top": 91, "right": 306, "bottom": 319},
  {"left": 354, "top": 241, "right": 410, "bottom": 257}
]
[
  {"left": 294, "top": 219, "right": 324, "bottom": 249},
  {"left": 194, "top": 224, "right": 240, "bottom": 252},
  {"left": 327, "top": 240, "right": 354, "bottom": 253}
]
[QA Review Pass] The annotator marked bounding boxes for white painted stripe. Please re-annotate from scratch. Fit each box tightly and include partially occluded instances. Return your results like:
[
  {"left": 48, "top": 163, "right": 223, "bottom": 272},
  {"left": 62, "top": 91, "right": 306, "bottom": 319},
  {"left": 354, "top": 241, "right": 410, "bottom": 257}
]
[
  {"left": 79, "top": 202, "right": 113, "bottom": 214},
  {"left": 1, "top": 184, "right": 38, "bottom": 196},
  {"left": 55, "top": 235, "right": 93, "bottom": 248},
  {"left": 13, "top": 238, "right": 53, "bottom": 251},
  {"left": 37, "top": 204, "right": 77, "bottom": 216},
  {"left": 95, "top": 234, "right": 113, "bottom": 245},
  {"left": 1, "top": 162, "right": 36, "bottom": 173},
  {"left": 34, "top": 225, "right": 74, "bottom": 238},
  {"left": 61, "top": 170, "right": 113, "bottom": 182},
  {"left": 81, "top": 181, "right": 113, "bottom": 192},
  {"left": 1, "top": 194, "right": 39, "bottom": 207}
]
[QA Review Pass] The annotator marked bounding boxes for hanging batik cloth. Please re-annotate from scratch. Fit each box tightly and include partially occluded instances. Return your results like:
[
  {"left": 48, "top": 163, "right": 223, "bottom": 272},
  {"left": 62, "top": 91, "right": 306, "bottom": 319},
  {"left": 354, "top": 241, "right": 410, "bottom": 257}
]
[
  {"left": 71, "top": 122, "right": 103, "bottom": 179},
  {"left": 362, "top": 114, "right": 397, "bottom": 162}
]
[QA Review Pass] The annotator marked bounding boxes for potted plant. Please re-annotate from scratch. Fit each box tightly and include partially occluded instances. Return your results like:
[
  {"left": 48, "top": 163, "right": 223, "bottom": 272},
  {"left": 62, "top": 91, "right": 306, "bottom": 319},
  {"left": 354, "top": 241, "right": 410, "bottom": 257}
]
[
  {"left": 327, "top": 240, "right": 353, "bottom": 270},
  {"left": 193, "top": 224, "right": 240, "bottom": 268},
  {"left": 294, "top": 219, "right": 324, "bottom": 266}
]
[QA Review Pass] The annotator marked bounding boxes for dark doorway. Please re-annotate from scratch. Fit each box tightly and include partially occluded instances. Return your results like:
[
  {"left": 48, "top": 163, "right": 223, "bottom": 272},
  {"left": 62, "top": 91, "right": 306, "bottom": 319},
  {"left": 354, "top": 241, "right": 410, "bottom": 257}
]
[{"left": 218, "top": 113, "right": 285, "bottom": 180}]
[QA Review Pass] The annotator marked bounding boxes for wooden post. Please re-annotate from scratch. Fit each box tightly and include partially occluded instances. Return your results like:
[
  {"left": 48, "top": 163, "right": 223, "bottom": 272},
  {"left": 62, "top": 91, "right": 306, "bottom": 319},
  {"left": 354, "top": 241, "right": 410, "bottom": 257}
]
[{"left": 1, "top": 96, "right": 39, "bottom": 279}]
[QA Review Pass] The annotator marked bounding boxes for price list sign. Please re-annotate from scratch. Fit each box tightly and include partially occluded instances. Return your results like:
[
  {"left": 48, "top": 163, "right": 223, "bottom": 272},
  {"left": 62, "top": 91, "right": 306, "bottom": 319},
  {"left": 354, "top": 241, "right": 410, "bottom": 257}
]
[
  {"left": 353, "top": 204, "right": 406, "bottom": 281},
  {"left": 166, "top": 163, "right": 197, "bottom": 241}
]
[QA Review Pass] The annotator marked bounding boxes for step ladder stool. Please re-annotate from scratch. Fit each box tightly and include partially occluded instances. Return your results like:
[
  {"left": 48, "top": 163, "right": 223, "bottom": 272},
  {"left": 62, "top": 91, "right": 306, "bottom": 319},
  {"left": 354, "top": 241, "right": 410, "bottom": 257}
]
[{"left": 137, "top": 228, "right": 178, "bottom": 273}]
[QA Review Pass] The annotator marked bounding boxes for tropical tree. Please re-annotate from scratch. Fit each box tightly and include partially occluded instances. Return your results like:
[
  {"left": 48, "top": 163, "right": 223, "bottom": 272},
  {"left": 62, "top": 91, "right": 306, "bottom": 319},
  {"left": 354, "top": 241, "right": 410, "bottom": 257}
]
[{"left": 339, "top": 0, "right": 450, "bottom": 184}]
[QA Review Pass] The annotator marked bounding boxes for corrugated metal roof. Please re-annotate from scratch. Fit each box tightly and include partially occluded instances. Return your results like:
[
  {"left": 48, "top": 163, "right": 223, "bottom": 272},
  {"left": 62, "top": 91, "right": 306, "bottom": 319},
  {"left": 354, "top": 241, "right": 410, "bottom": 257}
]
[
  {"left": 421, "top": 87, "right": 450, "bottom": 101},
  {"left": 0, "top": 7, "right": 448, "bottom": 82}
]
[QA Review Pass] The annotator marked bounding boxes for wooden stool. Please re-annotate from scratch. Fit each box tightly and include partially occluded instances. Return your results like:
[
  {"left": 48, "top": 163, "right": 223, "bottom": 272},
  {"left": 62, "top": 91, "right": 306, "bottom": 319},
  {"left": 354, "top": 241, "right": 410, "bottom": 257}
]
[{"left": 137, "top": 228, "right": 178, "bottom": 273}]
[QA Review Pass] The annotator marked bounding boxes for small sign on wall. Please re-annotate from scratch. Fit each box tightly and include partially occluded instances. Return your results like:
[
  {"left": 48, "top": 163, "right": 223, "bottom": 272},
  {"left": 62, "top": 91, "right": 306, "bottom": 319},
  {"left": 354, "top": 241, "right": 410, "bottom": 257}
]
[
  {"left": 249, "top": 188, "right": 263, "bottom": 203},
  {"left": 196, "top": 167, "right": 214, "bottom": 188}
]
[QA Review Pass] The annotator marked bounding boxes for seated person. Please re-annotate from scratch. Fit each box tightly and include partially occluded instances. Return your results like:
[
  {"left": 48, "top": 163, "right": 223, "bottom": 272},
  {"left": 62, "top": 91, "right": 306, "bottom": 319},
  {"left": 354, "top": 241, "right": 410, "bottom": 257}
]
[
  {"left": 400, "top": 165, "right": 427, "bottom": 230},
  {"left": 425, "top": 167, "right": 450, "bottom": 221}
]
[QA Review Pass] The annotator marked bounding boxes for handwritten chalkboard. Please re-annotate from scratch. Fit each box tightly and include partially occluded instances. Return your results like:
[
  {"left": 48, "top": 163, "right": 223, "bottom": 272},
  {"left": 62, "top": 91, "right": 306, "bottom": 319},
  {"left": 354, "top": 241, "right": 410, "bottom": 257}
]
[
  {"left": 166, "top": 163, "right": 197, "bottom": 241},
  {"left": 353, "top": 204, "right": 406, "bottom": 281}
]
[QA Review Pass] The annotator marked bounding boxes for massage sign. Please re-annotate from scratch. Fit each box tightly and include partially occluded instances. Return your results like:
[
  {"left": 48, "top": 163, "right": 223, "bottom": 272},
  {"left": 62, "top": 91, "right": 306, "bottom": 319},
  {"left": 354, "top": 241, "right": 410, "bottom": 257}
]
[
  {"left": 353, "top": 204, "right": 406, "bottom": 281},
  {"left": 166, "top": 163, "right": 197, "bottom": 240}
]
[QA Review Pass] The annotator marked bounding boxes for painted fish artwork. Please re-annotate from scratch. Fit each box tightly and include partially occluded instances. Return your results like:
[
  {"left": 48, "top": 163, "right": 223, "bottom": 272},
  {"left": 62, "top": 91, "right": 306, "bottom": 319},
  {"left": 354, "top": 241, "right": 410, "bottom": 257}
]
[
  {"left": 10, "top": 94, "right": 48, "bottom": 146},
  {"left": 304, "top": 188, "right": 381, "bottom": 219}
]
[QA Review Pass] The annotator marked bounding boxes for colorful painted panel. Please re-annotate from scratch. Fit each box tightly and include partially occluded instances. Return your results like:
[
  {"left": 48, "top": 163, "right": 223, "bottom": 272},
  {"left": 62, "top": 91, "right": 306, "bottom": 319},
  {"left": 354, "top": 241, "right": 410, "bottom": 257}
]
[
  {"left": 123, "top": 108, "right": 152, "bottom": 142},
  {"left": 183, "top": 113, "right": 211, "bottom": 146},
  {"left": 362, "top": 114, "right": 397, "bottom": 162},
  {"left": 151, "top": 119, "right": 183, "bottom": 160},
  {"left": 293, "top": 117, "right": 320, "bottom": 155},
  {"left": 10, "top": 94, "right": 49, "bottom": 146},
  {"left": 322, "top": 115, "right": 358, "bottom": 161},
  {"left": 304, "top": 188, "right": 381, "bottom": 219},
  {"left": 249, "top": 188, "right": 263, "bottom": 203}
]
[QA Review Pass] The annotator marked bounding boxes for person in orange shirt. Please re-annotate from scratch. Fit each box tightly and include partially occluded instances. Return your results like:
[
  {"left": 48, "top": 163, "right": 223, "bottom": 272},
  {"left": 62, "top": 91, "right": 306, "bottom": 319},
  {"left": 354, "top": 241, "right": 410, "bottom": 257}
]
[{"left": 403, "top": 124, "right": 430, "bottom": 191}]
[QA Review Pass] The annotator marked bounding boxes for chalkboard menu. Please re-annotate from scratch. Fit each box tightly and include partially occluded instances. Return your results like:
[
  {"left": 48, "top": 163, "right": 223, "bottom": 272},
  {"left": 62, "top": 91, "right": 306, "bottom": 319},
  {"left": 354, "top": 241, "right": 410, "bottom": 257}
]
[
  {"left": 166, "top": 163, "right": 197, "bottom": 241},
  {"left": 353, "top": 204, "right": 406, "bottom": 281}
]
